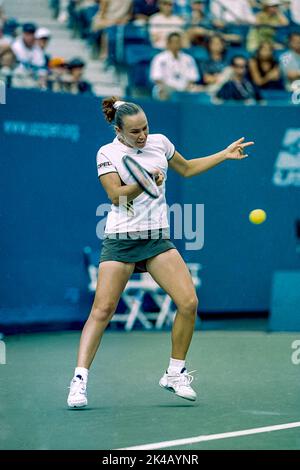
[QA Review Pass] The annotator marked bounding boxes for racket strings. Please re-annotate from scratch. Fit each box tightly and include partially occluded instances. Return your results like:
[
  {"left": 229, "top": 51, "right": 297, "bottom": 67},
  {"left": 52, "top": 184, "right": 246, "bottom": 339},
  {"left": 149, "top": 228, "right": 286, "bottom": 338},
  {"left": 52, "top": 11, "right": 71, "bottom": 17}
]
[{"left": 123, "top": 155, "right": 160, "bottom": 199}]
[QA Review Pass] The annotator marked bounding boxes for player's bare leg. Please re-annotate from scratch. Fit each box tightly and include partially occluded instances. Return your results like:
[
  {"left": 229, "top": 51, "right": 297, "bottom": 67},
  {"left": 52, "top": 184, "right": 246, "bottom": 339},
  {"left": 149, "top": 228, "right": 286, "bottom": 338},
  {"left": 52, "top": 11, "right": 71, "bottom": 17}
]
[
  {"left": 67, "top": 261, "right": 135, "bottom": 407},
  {"left": 146, "top": 249, "right": 198, "bottom": 401},
  {"left": 77, "top": 260, "right": 135, "bottom": 368}
]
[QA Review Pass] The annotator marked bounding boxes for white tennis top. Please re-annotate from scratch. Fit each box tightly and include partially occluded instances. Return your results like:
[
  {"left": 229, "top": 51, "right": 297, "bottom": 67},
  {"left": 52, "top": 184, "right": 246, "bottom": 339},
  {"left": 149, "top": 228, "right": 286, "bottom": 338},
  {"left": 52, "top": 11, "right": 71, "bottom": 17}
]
[{"left": 96, "top": 134, "right": 175, "bottom": 234}]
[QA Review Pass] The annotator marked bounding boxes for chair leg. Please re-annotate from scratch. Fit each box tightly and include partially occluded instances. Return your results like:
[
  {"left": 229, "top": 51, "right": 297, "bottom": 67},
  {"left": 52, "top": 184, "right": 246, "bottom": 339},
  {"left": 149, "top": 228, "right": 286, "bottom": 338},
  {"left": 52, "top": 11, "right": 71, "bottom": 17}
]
[{"left": 155, "top": 295, "right": 173, "bottom": 330}]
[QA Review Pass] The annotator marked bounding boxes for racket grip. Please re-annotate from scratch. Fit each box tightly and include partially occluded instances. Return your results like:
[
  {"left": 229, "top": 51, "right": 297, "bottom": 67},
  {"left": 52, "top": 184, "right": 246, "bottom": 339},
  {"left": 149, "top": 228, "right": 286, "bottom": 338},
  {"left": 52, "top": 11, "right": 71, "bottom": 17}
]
[{"left": 147, "top": 170, "right": 159, "bottom": 182}]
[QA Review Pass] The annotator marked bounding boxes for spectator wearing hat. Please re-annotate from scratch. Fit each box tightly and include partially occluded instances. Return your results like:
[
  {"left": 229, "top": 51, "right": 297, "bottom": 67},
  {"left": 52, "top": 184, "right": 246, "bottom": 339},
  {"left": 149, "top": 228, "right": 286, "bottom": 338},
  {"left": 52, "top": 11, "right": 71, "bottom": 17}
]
[
  {"left": 47, "top": 56, "right": 69, "bottom": 93},
  {"left": 35, "top": 27, "right": 51, "bottom": 67},
  {"left": 257, "top": 0, "right": 289, "bottom": 25},
  {"left": 64, "top": 57, "right": 93, "bottom": 95},
  {"left": 247, "top": 1, "right": 289, "bottom": 52}
]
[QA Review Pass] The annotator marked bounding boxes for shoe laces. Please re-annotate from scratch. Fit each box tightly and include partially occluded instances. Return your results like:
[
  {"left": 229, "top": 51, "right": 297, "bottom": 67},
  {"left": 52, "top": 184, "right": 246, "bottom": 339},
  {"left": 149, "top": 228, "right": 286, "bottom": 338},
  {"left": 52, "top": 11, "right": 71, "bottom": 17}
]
[
  {"left": 169, "top": 370, "right": 196, "bottom": 387},
  {"left": 69, "top": 377, "right": 86, "bottom": 395}
]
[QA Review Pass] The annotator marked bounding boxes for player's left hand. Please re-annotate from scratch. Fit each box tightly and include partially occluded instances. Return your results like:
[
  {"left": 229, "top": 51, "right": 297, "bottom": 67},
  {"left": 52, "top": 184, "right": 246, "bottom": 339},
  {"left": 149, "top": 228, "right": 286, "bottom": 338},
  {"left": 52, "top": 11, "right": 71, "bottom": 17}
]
[
  {"left": 153, "top": 169, "right": 164, "bottom": 186},
  {"left": 225, "top": 137, "right": 254, "bottom": 160}
]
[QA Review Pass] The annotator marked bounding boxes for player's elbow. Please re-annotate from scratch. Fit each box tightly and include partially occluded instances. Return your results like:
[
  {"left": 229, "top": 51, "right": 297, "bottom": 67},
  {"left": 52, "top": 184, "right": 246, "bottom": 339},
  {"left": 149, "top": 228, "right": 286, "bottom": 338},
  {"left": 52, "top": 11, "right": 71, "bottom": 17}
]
[
  {"left": 183, "top": 162, "right": 193, "bottom": 178},
  {"left": 108, "top": 191, "right": 120, "bottom": 206},
  {"left": 174, "top": 163, "right": 191, "bottom": 178},
  {"left": 111, "top": 195, "right": 120, "bottom": 206}
]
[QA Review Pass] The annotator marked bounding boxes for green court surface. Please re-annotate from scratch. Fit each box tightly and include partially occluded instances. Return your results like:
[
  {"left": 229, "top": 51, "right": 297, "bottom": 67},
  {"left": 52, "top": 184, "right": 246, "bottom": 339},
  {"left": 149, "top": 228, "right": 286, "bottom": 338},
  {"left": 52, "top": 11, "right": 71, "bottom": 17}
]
[{"left": 0, "top": 330, "right": 299, "bottom": 450}]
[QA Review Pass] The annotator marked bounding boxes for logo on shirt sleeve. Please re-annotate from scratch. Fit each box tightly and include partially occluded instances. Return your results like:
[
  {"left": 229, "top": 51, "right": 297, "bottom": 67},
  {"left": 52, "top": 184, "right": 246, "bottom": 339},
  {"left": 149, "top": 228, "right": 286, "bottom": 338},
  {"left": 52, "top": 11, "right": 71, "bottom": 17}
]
[{"left": 97, "top": 161, "right": 112, "bottom": 169}]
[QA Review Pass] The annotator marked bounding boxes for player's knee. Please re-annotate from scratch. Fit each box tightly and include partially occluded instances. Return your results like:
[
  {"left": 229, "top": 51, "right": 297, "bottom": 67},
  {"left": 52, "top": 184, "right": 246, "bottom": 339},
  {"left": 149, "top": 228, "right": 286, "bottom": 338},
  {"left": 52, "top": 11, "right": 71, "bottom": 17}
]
[
  {"left": 91, "top": 303, "right": 116, "bottom": 322},
  {"left": 178, "top": 295, "right": 198, "bottom": 318}
]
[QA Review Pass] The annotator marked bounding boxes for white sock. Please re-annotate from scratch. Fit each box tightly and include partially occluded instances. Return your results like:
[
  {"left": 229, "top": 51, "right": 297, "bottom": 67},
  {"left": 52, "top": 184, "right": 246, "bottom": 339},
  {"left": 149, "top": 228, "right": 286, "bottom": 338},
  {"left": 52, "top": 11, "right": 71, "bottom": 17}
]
[
  {"left": 168, "top": 358, "right": 186, "bottom": 374},
  {"left": 74, "top": 367, "right": 89, "bottom": 382}
]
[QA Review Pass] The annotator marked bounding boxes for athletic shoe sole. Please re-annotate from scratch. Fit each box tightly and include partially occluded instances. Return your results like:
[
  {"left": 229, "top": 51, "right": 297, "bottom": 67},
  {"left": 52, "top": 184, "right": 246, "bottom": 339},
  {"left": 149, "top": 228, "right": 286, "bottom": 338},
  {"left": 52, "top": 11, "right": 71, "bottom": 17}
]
[
  {"left": 67, "top": 400, "right": 88, "bottom": 408},
  {"left": 159, "top": 381, "right": 196, "bottom": 401}
]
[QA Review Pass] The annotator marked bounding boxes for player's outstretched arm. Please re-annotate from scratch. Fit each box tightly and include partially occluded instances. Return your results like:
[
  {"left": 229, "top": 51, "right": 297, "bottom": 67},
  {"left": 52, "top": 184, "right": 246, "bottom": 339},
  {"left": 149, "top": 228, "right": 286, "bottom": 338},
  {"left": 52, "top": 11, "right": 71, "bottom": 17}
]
[{"left": 169, "top": 138, "right": 254, "bottom": 178}]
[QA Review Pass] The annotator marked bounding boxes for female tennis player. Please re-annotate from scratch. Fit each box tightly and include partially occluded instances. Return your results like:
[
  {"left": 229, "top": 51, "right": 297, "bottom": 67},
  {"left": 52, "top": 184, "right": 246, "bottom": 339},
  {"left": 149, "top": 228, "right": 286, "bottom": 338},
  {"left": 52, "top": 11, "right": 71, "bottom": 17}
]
[{"left": 67, "top": 96, "right": 254, "bottom": 407}]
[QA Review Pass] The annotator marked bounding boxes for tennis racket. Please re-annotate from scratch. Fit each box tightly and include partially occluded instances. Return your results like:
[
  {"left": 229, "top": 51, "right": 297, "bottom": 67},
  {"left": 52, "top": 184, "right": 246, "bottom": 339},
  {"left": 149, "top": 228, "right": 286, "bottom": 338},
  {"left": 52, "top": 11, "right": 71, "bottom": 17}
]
[{"left": 122, "top": 155, "right": 160, "bottom": 199}]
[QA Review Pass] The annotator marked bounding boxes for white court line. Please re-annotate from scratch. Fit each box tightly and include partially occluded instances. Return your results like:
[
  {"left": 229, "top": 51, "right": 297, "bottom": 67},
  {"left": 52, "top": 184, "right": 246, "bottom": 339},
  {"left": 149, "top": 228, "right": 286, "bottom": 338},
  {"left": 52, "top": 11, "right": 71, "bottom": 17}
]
[{"left": 117, "top": 421, "right": 300, "bottom": 450}]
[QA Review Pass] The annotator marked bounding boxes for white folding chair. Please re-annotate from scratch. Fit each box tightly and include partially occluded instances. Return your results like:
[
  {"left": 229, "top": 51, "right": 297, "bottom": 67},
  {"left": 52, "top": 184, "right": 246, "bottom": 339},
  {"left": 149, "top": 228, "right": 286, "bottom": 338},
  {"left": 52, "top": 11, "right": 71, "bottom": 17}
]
[{"left": 114, "top": 274, "right": 157, "bottom": 331}]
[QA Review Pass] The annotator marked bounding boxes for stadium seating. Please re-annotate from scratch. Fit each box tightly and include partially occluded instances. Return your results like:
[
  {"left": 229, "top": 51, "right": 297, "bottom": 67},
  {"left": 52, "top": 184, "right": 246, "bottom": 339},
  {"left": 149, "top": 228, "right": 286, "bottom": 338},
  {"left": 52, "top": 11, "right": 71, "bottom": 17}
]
[{"left": 2, "top": 0, "right": 299, "bottom": 101}]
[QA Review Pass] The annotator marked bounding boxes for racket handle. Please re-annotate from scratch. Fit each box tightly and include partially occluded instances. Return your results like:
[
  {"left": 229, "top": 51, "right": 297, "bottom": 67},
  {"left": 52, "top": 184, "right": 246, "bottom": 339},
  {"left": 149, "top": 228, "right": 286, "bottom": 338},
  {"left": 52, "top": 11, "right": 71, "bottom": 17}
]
[{"left": 148, "top": 171, "right": 158, "bottom": 181}]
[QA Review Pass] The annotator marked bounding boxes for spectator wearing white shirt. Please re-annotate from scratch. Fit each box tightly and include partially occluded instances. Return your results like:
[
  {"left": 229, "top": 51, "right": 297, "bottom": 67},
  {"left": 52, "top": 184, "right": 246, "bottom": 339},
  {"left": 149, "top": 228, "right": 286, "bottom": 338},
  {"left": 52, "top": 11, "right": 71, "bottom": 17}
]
[
  {"left": 11, "top": 23, "right": 47, "bottom": 89},
  {"left": 210, "top": 0, "right": 255, "bottom": 25},
  {"left": 280, "top": 32, "right": 300, "bottom": 90},
  {"left": 150, "top": 32, "right": 201, "bottom": 100},
  {"left": 149, "top": 0, "right": 187, "bottom": 49},
  {"left": 12, "top": 23, "right": 46, "bottom": 71}
]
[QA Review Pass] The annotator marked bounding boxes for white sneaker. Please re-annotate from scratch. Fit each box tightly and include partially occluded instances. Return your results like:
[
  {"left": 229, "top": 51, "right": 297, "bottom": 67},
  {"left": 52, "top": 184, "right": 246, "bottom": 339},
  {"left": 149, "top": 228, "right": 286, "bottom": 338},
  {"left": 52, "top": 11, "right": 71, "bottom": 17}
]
[
  {"left": 67, "top": 376, "right": 88, "bottom": 408},
  {"left": 159, "top": 368, "right": 197, "bottom": 401}
]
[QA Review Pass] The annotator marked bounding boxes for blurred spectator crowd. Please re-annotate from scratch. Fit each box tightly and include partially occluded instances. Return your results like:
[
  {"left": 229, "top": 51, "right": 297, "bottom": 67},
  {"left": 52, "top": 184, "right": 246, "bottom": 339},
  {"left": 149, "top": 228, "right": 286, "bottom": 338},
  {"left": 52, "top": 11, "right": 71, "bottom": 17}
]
[
  {"left": 1, "top": 0, "right": 300, "bottom": 103},
  {"left": 0, "top": 1, "right": 92, "bottom": 95}
]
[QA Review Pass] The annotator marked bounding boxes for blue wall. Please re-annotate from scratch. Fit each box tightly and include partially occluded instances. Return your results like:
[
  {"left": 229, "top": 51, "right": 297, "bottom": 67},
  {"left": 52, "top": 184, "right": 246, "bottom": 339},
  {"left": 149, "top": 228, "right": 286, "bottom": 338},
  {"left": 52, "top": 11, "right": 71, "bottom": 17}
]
[
  {"left": 0, "top": 89, "right": 299, "bottom": 329},
  {"left": 181, "top": 104, "right": 300, "bottom": 312}
]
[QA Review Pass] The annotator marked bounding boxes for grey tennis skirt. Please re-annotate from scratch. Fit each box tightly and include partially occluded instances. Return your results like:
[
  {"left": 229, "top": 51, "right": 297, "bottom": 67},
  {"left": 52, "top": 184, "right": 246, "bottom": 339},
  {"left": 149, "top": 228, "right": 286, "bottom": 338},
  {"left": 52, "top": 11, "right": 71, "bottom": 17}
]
[{"left": 99, "top": 230, "right": 176, "bottom": 273}]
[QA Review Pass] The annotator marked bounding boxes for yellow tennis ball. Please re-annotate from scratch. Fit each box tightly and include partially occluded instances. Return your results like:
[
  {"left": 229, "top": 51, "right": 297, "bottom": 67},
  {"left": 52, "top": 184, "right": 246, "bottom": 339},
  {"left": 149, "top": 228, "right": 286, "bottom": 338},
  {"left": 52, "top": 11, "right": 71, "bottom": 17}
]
[{"left": 249, "top": 209, "right": 267, "bottom": 224}]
